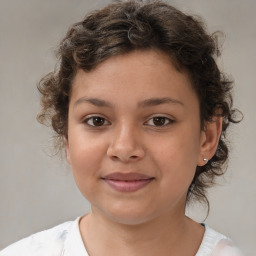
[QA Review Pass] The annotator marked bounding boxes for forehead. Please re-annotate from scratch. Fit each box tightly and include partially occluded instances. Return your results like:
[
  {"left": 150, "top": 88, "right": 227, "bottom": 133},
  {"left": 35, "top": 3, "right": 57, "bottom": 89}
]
[{"left": 70, "top": 50, "right": 197, "bottom": 108}]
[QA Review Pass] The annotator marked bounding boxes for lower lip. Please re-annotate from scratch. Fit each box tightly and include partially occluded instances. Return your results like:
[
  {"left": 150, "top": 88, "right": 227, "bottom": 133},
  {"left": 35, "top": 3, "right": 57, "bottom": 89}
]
[{"left": 103, "top": 178, "right": 154, "bottom": 192}]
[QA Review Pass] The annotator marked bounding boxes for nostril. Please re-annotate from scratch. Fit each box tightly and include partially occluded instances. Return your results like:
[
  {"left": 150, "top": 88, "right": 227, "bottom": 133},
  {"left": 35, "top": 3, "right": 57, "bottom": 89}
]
[
  {"left": 107, "top": 142, "right": 145, "bottom": 162},
  {"left": 110, "top": 154, "right": 140, "bottom": 162}
]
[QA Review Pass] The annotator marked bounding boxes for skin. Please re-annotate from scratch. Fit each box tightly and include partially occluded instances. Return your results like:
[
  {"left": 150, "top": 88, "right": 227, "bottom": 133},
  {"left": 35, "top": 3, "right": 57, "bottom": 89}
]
[{"left": 65, "top": 50, "right": 222, "bottom": 256}]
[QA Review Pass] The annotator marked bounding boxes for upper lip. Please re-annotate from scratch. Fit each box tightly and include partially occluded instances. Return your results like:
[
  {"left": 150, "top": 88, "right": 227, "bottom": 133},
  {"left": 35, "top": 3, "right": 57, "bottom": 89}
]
[{"left": 102, "top": 172, "right": 154, "bottom": 181}]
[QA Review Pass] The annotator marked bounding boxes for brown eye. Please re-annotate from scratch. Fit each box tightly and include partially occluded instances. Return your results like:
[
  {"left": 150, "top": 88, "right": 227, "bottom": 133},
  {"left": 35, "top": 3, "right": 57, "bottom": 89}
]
[
  {"left": 153, "top": 117, "right": 166, "bottom": 126},
  {"left": 92, "top": 117, "right": 105, "bottom": 126},
  {"left": 146, "top": 116, "right": 173, "bottom": 127},
  {"left": 85, "top": 116, "right": 110, "bottom": 127}
]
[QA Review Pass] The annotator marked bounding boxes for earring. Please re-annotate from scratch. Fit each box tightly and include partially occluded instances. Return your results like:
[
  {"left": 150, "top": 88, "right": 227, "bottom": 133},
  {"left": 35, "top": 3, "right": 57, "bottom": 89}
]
[{"left": 203, "top": 158, "right": 208, "bottom": 164}]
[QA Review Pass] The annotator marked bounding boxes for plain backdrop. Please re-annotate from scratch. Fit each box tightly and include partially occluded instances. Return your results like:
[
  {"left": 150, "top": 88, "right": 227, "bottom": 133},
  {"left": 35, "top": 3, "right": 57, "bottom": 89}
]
[{"left": 0, "top": 0, "right": 255, "bottom": 254}]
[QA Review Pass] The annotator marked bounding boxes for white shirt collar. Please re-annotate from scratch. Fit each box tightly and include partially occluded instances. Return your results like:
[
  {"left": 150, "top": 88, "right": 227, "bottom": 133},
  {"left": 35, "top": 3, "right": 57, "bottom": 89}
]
[
  {"left": 61, "top": 217, "right": 237, "bottom": 256},
  {"left": 62, "top": 217, "right": 89, "bottom": 256}
]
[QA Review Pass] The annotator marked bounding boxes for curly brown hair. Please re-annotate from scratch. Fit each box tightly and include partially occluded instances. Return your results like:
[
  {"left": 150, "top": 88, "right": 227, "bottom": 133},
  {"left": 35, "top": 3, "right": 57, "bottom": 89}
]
[{"left": 37, "top": 0, "right": 241, "bottom": 207}]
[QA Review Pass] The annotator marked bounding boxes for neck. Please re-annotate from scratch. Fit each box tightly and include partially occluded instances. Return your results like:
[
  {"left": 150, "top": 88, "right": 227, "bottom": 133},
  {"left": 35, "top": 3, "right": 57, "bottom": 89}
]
[{"left": 79, "top": 208, "right": 204, "bottom": 256}]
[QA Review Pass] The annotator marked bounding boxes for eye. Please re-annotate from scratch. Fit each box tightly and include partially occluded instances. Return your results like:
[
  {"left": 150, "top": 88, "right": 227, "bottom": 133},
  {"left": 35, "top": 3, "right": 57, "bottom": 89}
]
[
  {"left": 84, "top": 116, "right": 110, "bottom": 127},
  {"left": 146, "top": 116, "right": 174, "bottom": 127}
]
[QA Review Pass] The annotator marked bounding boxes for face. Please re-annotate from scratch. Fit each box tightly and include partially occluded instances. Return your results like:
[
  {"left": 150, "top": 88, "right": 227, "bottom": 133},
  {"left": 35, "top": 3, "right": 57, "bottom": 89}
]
[{"left": 66, "top": 50, "right": 207, "bottom": 225}]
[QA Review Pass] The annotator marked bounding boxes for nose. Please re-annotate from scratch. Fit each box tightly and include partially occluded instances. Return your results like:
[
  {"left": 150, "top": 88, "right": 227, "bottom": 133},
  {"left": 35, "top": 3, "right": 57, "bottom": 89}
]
[{"left": 107, "top": 123, "right": 145, "bottom": 162}]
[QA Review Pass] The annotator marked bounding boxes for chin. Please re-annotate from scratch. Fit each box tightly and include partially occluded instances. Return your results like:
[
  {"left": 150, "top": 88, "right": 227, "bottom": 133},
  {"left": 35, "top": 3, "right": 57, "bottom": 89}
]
[{"left": 99, "top": 204, "right": 158, "bottom": 226}]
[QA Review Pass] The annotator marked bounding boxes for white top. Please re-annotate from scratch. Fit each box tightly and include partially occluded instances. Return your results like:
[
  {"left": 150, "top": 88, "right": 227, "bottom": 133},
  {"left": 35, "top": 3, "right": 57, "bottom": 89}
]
[{"left": 0, "top": 217, "right": 243, "bottom": 256}]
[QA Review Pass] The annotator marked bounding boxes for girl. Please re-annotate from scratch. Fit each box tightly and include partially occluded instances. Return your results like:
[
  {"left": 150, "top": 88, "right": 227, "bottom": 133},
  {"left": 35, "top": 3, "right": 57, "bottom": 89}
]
[{"left": 1, "top": 1, "right": 243, "bottom": 255}]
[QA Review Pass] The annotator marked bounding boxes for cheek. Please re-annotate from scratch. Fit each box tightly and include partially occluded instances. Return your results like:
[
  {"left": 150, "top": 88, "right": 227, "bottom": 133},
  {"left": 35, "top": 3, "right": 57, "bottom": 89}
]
[
  {"left": 151, "top": 130, "right": 200, "bottom": 165},
  {"left": 68, "top": 132, "right": 107, "bottom": 186},
  {"left": 149, "top": 130, "right": 200, "bottom": 186}
]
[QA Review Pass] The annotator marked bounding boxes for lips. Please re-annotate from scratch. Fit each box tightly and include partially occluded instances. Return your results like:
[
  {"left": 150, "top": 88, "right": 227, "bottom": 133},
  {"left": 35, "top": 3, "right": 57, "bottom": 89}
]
[{"left": 101, "top": 172, "right": 154, "bottom": 192}]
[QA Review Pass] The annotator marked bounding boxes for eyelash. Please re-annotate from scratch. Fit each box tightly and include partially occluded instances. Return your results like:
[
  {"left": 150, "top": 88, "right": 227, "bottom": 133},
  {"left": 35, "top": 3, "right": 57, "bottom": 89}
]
[
  {"left": 83, "top": 116, "right": 111, "bottom": 127},
  {"left": 145, "top": 116, "right": 174, "bottom": 127},
  {"left": 83, "top": 115, "right": 174, "bottom": 127}
]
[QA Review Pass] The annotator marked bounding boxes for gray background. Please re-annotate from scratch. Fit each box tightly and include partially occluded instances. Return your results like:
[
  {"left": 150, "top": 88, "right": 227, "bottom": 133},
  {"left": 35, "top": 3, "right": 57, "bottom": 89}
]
[{"left": 0, "top": 0, "right": 255, "bottom": 254}]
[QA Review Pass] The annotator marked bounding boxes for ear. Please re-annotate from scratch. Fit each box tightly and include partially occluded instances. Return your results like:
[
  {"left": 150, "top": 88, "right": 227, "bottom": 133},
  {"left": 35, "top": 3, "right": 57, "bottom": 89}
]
[
  {"left": 197, "top": 117, "right": 223, "bottom": 166},
  {"left": 64, "top": 137, "right": 71, "bottom": 165}
]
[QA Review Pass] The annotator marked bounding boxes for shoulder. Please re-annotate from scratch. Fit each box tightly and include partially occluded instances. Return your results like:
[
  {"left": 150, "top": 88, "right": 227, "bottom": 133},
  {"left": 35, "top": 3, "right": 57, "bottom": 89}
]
[
  {"left": 196, "top": 225, "right": 243, "bottom": 256},
  {"left": 0, "top": 220, "right": 75, "bottom": 256},
  {"left": 212, "top": 239, "right": 244, "bottom": 256}
]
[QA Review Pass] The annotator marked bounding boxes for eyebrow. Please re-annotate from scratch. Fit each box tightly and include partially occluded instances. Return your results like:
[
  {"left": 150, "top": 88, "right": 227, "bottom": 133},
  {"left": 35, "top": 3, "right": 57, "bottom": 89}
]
[
  {"left": 138, "top": 97, "right": 184, "bottom": 108},
  {"left": 74, "top": 97, "right": 184, "bottom": 108},
  {"left": 74, "top": 98, "right": 112, "bottom": 108}
]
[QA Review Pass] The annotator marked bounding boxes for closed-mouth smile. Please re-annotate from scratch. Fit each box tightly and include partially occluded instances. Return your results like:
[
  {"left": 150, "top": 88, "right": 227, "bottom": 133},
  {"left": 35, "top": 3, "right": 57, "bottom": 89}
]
[{"left": 101, "top": 172, "right": 155, "bottom": 192}]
